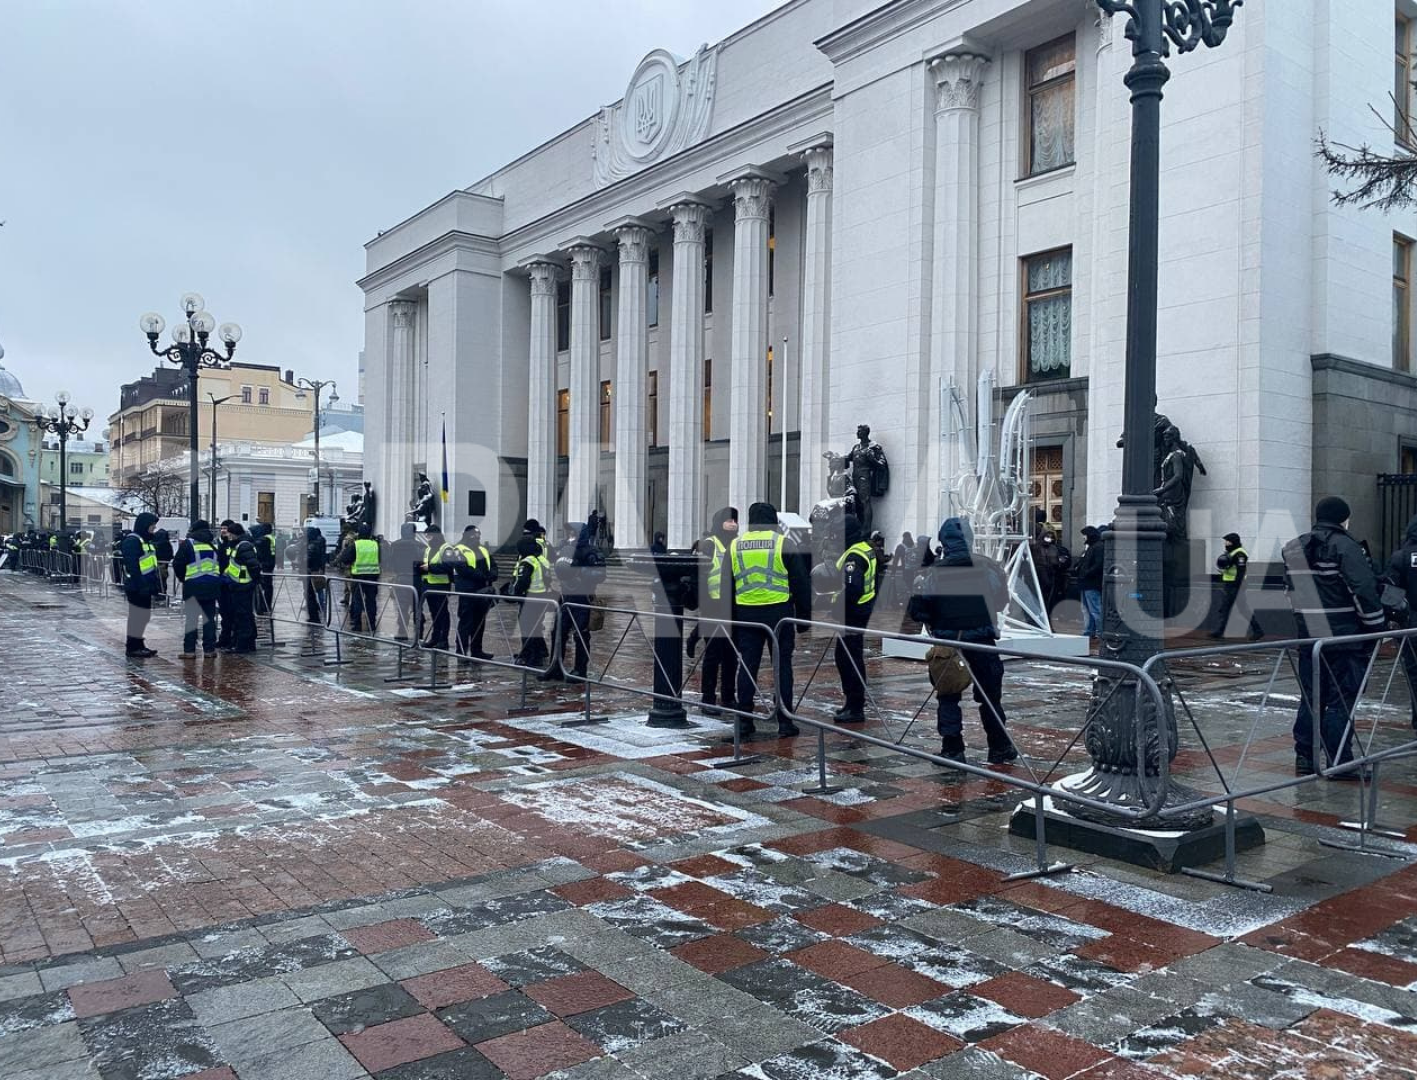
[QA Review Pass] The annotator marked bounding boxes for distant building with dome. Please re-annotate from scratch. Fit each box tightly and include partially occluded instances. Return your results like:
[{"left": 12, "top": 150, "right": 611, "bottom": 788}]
[{"left": 0, "top": 350, "right": 43, "bottom": 533}]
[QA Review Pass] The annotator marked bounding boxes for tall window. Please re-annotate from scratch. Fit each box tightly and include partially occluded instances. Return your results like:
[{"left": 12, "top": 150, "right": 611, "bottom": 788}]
[
  {"left": 556, "top": 389, "right": 569, "bottom": 457},
  {"left": 599, "top": 381, "right": 612, "bottom": 446},
  {"left": 599, "top": 267, "right": 612, "bottom": 341},
  {"left": 1022, "top": 248, "right": 1073, "bottom": 381},
  {"left": 556, "top": 281, "right": 571, "bottom": 352},
  {"left": 647, "top": 371, "right": 659, "bottom": 446},
  {"left": 703, "top": 358, "right": 713, "bottom": 438},
  {"left": 257, "top": 491, "right": 275, "bottom": 524},
  {"left": 647, "top": 250, "right": 660, "bottom": 328},
  {"left": 1399, "top": 16, "right": 1414, "bottom": 144},
  {"left": 768, "top": 208, "right": 776, "bottom": 297},
  {"left": 241, "top": 385, "right": 252, "bottom": 404},
  {"left": 704, "top": 231, "right": 714, "bottom": 314},
  {"left": 70, "top": 461, "right": 84, "bottom": 476},
  {"left": 1026, "top": 35, "right": 1076, "bottom": 176},
  {"left": 258, "top": 387, "right": 269, "bottom": 406},
  {"left": 1396, "top": 235, "right": 1412, "bottom": 370}
]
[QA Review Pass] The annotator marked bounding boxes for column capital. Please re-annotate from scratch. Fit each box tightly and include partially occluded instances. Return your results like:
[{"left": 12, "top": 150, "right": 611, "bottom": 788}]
[
  {"left": 389, "top": 299, "right": 416, "bottom": 328},
  {"left": 607, "top": 218, "right": 656, "bottom": 265},
  {"left": 669, "top": 200, "right": 713, "bottom": 244},
  {"left": 526, "top": 261, "right": 559, "bottom": 297},
  {"left": 803, "top": 145, "right": 834, "bottom": 195},
  {"left": 565, "top": 240, "right": 606, "bottom": 281},
  {"left": 929, "top": 52, "right": 990, "bottom": 114},
  {"left": 723, "top": 173, "right": 777, "bottom": 222}
]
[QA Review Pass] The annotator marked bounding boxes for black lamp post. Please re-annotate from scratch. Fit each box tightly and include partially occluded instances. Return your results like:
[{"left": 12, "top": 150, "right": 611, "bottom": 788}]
[
  {"left": 33, "top": 391, "right": 93, "bottom": 534},
  {"left": 139, "top": 294, "right": 242, "bottom": 521},
  {"left": 294, "top": 379, "right": 338, "bottom": 516},
  {"left": 206, "top": 392, "right": 236, "bottom": 522},
  {"left": 1069, "top": 0, "right": 1244, "bottom": 833}
]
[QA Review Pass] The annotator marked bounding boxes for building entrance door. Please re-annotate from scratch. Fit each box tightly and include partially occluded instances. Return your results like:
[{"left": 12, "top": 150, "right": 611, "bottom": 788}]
[{"left": 1029, "top": 447, "right": 1065, "bottom": 533}]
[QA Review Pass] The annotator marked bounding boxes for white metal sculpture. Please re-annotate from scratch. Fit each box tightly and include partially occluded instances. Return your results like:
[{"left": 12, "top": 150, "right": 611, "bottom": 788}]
[{"left": 942, "top": 371, "right": 1053, "bottom": 637}]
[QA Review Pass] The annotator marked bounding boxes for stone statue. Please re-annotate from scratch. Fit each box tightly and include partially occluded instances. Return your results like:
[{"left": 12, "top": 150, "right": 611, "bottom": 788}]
[
  {"left": 1153, "top": 424, "right": 1206, "bottom": 541},
  {"left": 843, "top": 424, "right": 889, "bottom": 535},
  {"left": 359, "top": 482, "right": 377, "bottom": 532},
  {"left": 1116, "top": 404, "right": 1177, "bottom": 490},
  {"left": 407, "top": 473, "right": 436, "bottom": 528},
  {"left": 345, "top": 489, "right": 363, "bottom": 522}
]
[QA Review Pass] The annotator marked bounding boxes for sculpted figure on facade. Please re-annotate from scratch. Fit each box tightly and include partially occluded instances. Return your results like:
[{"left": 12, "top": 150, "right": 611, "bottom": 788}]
[{"left": 408, "top": 472, "right": 437, "bottom": 528}]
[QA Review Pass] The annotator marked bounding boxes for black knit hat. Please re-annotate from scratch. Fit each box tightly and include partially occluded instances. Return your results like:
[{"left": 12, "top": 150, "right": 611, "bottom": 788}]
[
  {"left": 747, "top": 501, "right": 778, "bottom": 526},
  {"left": 1315, "top": 496, "right": 1351, "bottom": 525},
  {"left": 1223, "top": 532, "right": 1241, "bottom": 545}
]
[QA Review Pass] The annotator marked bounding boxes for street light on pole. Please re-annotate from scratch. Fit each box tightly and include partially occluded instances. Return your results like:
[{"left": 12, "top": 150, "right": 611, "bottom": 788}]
[
  {"left": 206, "top": 393, "right": 237, "bottom": 523},
  {"left": 294, "top": 379, "right": 338, "bottom": 516},
  {"left": 139, "top": 295, "right": 242, "bottom": 521},
  {"left": 1060, "top": 0, "right": 1244, "bottom": 837},
  {"left": 33, "top": 391, "right": 93, "bottom": 535}
]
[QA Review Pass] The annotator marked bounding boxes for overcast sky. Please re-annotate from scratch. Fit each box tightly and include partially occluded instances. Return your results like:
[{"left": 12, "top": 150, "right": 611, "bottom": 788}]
[{"left": 0, "top": 0, "right": 780, "bottom": 427}]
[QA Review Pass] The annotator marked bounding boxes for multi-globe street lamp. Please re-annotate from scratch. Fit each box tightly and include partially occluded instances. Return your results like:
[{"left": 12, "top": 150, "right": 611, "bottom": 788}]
[
  {"left": 1071, "top": 0, "right": 1243, "bottom": 835},
  {"left": 32, "top": 391, "right": 93, "bottom": 535},
  {"left": 206, "top": 392, "right": 237, "bottom": 523},
  {"left": 139, "top": 294, "right": 242, "bottom": 521},
  {"left": 294, "top": 379, "right": 338, "bottom": 516}
]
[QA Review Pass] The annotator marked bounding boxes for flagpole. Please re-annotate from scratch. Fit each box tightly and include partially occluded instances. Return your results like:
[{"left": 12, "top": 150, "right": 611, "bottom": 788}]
[{"left": 780, "top": 335, "right": 789, "bottom": 511}]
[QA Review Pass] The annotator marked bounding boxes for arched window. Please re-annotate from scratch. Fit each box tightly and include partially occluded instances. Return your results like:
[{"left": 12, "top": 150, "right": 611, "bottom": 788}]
[{"left": 0, "top": 452, "right": 16, "bottom": 477}]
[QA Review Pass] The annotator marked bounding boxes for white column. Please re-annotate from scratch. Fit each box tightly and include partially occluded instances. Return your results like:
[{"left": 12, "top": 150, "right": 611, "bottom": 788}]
[
  {"left": 610, "top": 222, "right": 653, "bottom": 548},
  {"left": 666, "top": 199, "right": 711, "bottom": 547},
  {"left": 386, "top": 299, "right": 417, "bottom": 537},
  {"left": 798, "top": 144, "right": 833, "bottom": 512},
  {"left": 726, "top": 173, "right": 775, "bottom": 516},
  {"left": 526, "top": 261, "right": 559, "bottom": 530},
  {"left": 925, "top": 52, "right": 989, "bottom": 529},
  {"left": 567, "top": 243, "right": 603, "bottom": 522}
]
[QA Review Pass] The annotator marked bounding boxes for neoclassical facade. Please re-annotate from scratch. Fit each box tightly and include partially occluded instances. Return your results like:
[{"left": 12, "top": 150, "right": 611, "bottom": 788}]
[{"left": 360, "top": 0, "right": 1417, "bottom": 564}]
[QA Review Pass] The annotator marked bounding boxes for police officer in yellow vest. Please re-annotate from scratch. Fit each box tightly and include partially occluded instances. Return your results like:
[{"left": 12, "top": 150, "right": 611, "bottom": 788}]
[
  {"left": 828, "top": 513, "right": 878, "bottom": 723},
  {"left": 120, "top": 512, "right": 163, "bottom": 657},
  {"left": 1209, "top": 532, "right": 1262, "bottom": 640},
  {"left": 508, "top": 533, "right": 553, "bottom": 666},
  {"left": 174, "top": 520, "right": 222, "bottom": 658},
  {"left": 418, "top": 525, "right": 453, "bottom": 650},
  {"left": 452, "top": 523, "right": 498, "bottom": 660},
  {"left": 722, "top": 502, "right": 811, "bottom": 740},
  {"left": 692, "top": 507, "right": 738, "bottom": 715},
  {"left": 338, "top": 522, "right": 382, "bottom": 633}
]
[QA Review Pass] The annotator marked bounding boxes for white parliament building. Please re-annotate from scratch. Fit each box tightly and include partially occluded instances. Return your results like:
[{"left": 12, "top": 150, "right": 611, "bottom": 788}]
[{"left": 360, "top": 0, "right": 1417, "bottom": 565}]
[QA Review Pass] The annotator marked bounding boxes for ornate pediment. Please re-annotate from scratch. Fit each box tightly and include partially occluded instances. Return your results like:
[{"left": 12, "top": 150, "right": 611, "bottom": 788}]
[{"left": 593, "top": 46, "right": 717, "bottom": 189}]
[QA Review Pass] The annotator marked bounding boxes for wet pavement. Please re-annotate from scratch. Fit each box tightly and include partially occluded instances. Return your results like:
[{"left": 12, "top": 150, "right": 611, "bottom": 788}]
[{"left": 2, "top": 572, "right": 1416, "bottom": 1079}]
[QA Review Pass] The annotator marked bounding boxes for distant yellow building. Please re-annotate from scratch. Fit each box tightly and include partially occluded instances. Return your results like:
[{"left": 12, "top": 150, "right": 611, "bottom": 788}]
[{"left": 108, "top": 363, "right": 314, "bottom": 485}]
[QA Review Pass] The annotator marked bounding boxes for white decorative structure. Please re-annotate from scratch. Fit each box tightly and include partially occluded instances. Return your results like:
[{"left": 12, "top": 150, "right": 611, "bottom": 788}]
[{"left": 592, "top": 47, "right": 718, "bottom": 189}]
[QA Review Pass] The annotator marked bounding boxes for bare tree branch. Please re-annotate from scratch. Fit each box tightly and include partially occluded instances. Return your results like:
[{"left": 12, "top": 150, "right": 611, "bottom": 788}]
[{"left": 1317, "top": 90, "right": 1417, "bottom": 210}]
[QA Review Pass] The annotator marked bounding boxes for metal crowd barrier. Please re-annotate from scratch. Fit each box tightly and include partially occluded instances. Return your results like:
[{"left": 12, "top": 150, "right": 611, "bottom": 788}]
[
  {"left": 264, "top": 572, "right": 420, "bottom": 672},
  {"left": 415, "top": 587, "right": 560, "bottom": 702},
  {"left": 1143, "top": 631, "right": 1417, "bottom": 891}
]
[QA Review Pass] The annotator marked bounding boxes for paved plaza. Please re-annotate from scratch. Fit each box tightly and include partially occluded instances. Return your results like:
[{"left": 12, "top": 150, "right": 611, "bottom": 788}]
[{"left": 2, "top": 574, "right": 1416, "bottom": 1080}]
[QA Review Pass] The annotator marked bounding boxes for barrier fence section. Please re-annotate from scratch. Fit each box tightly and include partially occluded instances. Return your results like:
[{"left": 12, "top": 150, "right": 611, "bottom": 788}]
[
  {"left": 775, "top": 617, "right": 1175, "bottom": 879},
  {"left": 1143, "top": 631, "right": 1417, "bottom": 892},
  {"left": 413, "top": 588, "right": 561, "bottom": 703}
]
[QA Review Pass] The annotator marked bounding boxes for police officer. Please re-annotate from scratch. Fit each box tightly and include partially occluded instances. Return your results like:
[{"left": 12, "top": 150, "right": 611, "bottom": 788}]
[
  {"left": 121, "top": 512, "right": 162, "bottom": 657},
  {"left": 252, "top": 523, "right": 278, "bottom": 618},
  {"left": 1283, "top": 496, "right": 1385, "bottom": 776},
  {"left": 541, "top": 514, "right": 606, "bottom": 682},
  {"left": 174, "top": 520, "right": 221, "bottom": 659},
  {"left": 387, "top": 522, "right": 427, "bottom": 642},
  {"left": 339, "top": 523, "right": 382, "bottom": 633},
  {"left": 722, "top": 502, "right": 810, "bottom": 740},
  {"left": 419, "top": 525, "right": 453, "bottom": 650},
  {"left": 1209, "top": 532, "right": 1261, "bottom": 640},
  {"left": 692, "top": 507, "right": 738, "bottom": 715},
  {"left": 508, "top": 533, "right": 553, "bottom": 665},
  {"left": 1385, "top": 512, "right": 1417, "bottom": 731},
  {"left": 523, "top": 518, "right": 550, "bottom": 559},
  {"left": 452, "top": 524, "right": 497, "bottom": 660},
  {"left": 830, "top": 513, "right": 877, "bottom": 723},
  {"left": 224, "top": 530, "right": 260, "bottom": 653}
]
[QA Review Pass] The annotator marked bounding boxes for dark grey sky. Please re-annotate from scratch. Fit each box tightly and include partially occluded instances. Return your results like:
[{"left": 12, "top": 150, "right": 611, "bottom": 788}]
[{"left": 0, "top": 0, "right": 779, "bottom": 426}]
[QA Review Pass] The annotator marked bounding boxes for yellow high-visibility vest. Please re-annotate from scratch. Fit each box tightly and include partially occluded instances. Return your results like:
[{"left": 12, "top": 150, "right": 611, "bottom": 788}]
[
  {"left": 352, "top": 538, "right": 380, "bottom": 576},
  {"left": 516, "top": 553, "right": 552, "bottom": 594},
  {"left": 424, "top": 543, "right": 452, "bottom": 586},
  {"left": 137, "top": 541, "right": 158, "bottom": 576},
  {"left": 730, "top": 531, "right": 790, "bottom": 606},
  {"left": 1222, "top": 547, "right": 1247, "bottom": 584},
  {"left": 835, "top": 541, "right": 877, "bottom": 604},
  {"left": 224, "top": 560, "right": 251, "bottom": 586},
  {"left": 706, "top": 535, "right": 727, "bottom": 600},
  {"left": 185, "top": 541, "right": 219, "bottom": 581}
]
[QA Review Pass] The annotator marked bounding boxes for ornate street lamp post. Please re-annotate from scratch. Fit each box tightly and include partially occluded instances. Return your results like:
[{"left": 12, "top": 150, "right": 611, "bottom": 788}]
[
  {"left": 33, "top": 391, "right": 93, "bottom": 534},
  {"left": 1072, "top": 1, "right": 1245, "bottom": 834},
  {"left": 206, "top": 392, "right": 236, "bottom": 523},
  {"left": 294, "top": 379, "right": 338, "bottom": 516},
  {"left": 139, "top": 294, "right": 242, "bottom": 521}
]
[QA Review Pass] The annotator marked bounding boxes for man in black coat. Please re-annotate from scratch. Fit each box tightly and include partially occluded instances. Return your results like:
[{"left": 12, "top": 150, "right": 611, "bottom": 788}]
[
  {"left": 541, "top": 514, "right": 607, "bottom": 682},
  {"left": 121, "top": 512, "right": 163, "bottom": 657},
  {"left": 1283, "top": 496, "right": 1385, "bottom": 775},
  {"left": 1386, "top": 512, "right": 1417, "bottom": 731},
  {"left": 692, "top": 506, "right": 738, "bottom": 715},
  {"left": 824, "top": 513, "right": 876, "bottom": 723},
  {"left": 908, "top": 517, "right": 1018, "bottom": 765},
  {"left": 173, "top": 520, "right": 221, "bottom": 658},
  {"left": 387, "top": 522, "right": 427, "bottom": 642}
]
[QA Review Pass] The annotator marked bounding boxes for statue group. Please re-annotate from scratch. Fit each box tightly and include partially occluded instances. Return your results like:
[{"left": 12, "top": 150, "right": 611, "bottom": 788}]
[
  {"left": 820, "top": 424, "right": 890, "bottom": 534},
  {"left": 345, "top": 482, "right": 376, "bottom": 531},
  {"left": 1118, "top": 407, "right": 1206, "bottom": 616},
  {"left": 407, "top": 474, "right": 437, "bottom": 528}
]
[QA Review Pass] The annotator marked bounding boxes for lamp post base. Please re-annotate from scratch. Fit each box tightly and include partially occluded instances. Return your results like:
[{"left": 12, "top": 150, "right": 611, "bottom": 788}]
[{"left": 1008, "top": 780, "right": 1264, "bottom": 874}]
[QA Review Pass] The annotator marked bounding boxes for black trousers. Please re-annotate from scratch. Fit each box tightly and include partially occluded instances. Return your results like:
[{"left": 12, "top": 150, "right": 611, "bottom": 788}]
[
  {"left": 733, "top": 603, "right": 795, "bottom": 719},
  {"left": 1399, "top": 614, "right": 1417, "bottom": 727},
  {"left": 701, "top": 626, "right": 736, "bottom": 707},
  {"left": 1212, "top": 581, "right": 1258, "bottom": 636},
  {"left": 350, "top": 577, "right": 380, "bottom": 631},
  {"left": 517, "top": 594, "right": 551, "bottom": 664},
  {"left": 257, "top": 575, "right": 274, "bottom": 617},
  {"left": 551, "top": 596, "right": 592, "bottom": 677},
  {"left": 456, "top": 593, "right": 493, "bottom": 656},
  {"left": 424, "top": 591, "right": 450, "bottom": 648},
  {"left": 228, "top": 588, "right": 257, "bottom": 651},
  {"left": 305, "top": 578, "right": 325, "bottom": 624},
  {"left": 834, "top": 600, "right": 875, "bottom": 710},
  {"left": 217, "top": 585, "right": 233, "bottom": 647},
  {"left": 183, "top": 596, "right": 219, "bottom": 653},
  {"left": 936, "top": 643, "right": 1010, "bottom": 752}
]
